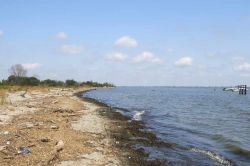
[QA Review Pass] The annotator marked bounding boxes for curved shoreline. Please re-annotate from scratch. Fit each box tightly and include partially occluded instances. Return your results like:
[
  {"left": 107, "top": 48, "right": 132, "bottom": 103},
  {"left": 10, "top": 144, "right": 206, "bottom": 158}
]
[
  {"left": 0, "top": 87, "right": 178, "bottom": 166},
  {"left": 1, "top": 87, "right": 156, "bottom": 166},
  {"left": 0, "top": 87, "right": 239, "bottom": 165},
  {"left": 76, "top": 90, "right": 170, "bottom": 166},
  {"left": 77, "top": 89, "right": 239, "bottom": 166}
]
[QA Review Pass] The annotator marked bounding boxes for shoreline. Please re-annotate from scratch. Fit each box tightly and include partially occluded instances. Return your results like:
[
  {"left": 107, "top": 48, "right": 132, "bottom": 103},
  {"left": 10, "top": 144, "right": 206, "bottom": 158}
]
[
  {"left": 0, "top": 87, "right": 168, "bottom": 166},
  {"left": 82, "top": 88, "right": 240, "bottom": 166},
  {"left": 78, "top": 90, "right": 171, "bottom": 166}
]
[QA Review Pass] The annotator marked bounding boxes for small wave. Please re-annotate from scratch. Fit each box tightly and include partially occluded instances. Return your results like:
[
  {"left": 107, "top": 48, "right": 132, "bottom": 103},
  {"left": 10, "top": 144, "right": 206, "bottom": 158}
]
[
  {"left": 211, "top": 134, "right": 241, "bottom": 148},
  {"left": 211, "top": 134, "right": 227, "bottom": 142},
  {"left": 190, "top": 148, "right": 233, "bottom": 166},
  {"left": 133, "top": 111, "right": 145, "bottom": 121},
  {"left": 225, "top": 143, "right": 250, "bottom": 159}
]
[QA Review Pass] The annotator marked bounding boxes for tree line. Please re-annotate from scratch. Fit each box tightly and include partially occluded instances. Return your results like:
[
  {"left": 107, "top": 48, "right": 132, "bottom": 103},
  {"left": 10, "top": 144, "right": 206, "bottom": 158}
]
[{"left": 0, "top": 64, "right": 114, "bottom": 87}]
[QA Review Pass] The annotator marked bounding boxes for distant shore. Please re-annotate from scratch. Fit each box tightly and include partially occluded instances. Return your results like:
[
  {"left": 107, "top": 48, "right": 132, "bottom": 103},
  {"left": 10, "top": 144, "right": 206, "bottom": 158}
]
[{"left": 0, "top": 87, "right": 167, "bottom": 166}]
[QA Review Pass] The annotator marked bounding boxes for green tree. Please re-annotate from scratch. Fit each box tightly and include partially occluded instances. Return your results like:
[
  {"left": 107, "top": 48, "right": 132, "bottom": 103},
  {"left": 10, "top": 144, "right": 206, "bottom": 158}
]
[{"left": 65, "top": 79, "right": 78, "bottom": 86}]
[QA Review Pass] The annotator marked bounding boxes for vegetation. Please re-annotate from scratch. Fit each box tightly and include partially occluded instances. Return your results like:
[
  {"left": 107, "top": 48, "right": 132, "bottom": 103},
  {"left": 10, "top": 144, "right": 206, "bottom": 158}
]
[
  {"left": 40, "top": 79, "right": 65, "bottom": 87},
  {"left": 9, "top": 64, "right": 27, "bottom": 77},
  {"left": 3, "top": 75, "right": 40, "bottom": 86},
  {"left": 0, "top": 76, "right": 114, "bottom": 87},
  {"left": 0, "top": 64, "right": 115, "bottom": 88},
  {"left": 80, "top": 81, "right": 114, "bottom": 87},
  {"left": 65, "top": 79, "right": 79, "bottom": 86}
]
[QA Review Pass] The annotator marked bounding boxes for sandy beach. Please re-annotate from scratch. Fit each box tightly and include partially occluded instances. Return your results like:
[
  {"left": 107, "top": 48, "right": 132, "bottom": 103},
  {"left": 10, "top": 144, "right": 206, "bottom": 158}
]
[
  {"left": 0, "top": 87, "right": 165, "bottom": 166},
  {"left": 0, "top": 87, "right": 121, "bottom": 166}
]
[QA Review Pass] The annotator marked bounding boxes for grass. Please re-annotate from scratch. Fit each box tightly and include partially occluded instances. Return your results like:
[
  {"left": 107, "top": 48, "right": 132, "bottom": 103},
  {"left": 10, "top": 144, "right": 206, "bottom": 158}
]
[
  {"left": 0, "top": 90, "right": 6, "bottom": 105},
  {"left": 0, "top": 85, "right": 96, "bottom": 105},
  {"left": 0, "top": 85, "right": 49, "bottom": 92},
  {"left": 0, "top": 86, "right": 48, "bottom": 105}
]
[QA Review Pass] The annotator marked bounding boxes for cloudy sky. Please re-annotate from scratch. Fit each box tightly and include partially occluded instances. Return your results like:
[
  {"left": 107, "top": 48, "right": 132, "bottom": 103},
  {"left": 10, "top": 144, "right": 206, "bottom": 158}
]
[{"left": 0, "top": 0, "right": 250, "bottom": 86}]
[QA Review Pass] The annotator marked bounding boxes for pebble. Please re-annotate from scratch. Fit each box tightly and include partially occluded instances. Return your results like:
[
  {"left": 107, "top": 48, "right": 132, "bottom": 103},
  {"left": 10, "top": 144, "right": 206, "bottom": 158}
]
[
  {"left": 55, "top": 140, "right": 64, "bottom": 152},
  {"left": 4, "top": 131, "right": 9, "bottom": 135},
  {"left": 0, "top": 146, "right": 6, "bottom": 151},
  {"left": 0, "top": 131, "right": 9, "bottom": 135},
  {"left": 50, "top": 125, "right": 59, "bottom": 129},
  {"left": 40, "top": 138, "right": 50, "bottom": 142},
  {"left": 18, "top": 122, "right": 34, "bottom": 129}
]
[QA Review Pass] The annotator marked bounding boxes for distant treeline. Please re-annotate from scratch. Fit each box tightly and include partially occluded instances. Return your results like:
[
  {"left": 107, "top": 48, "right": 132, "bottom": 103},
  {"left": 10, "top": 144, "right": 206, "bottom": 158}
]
[{"left": 0, "top": 75, "right": 115, "bottom": 87}]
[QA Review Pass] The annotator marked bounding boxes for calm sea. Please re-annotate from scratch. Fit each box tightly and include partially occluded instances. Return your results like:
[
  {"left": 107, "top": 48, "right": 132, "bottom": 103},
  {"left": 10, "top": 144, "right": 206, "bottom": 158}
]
[{"left": 83, "top": 87, "right": 250, "bottom": 166}]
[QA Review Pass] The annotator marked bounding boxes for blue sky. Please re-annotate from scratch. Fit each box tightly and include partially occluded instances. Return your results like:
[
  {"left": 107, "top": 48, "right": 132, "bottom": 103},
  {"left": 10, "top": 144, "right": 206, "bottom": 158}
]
[{"left": 0, "top": 0, "right": 250, "bottom": 86}]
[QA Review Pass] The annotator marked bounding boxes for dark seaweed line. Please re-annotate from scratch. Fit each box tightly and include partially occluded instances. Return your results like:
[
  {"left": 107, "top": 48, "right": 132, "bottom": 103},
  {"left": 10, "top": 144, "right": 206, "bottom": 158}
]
[
  {"left": 75, "top": 90, "right": 173, "bottom": 166},
  {"left": 75, "top": 89, "right": 239, "bottom": 166}
]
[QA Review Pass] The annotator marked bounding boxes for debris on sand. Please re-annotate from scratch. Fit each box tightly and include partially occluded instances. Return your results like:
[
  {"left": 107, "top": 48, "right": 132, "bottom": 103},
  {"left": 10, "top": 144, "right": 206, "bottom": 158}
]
[
  {"left": 50, "top": 125, "right": 59, "bottom": 129},
  {"left": 18, "top": 122, "right": 34, "bottom": 129},
  {"left": 0, "top": 131, "right": 9, "bottom": 135},
  {"left": 17, "top": 147, "right": 32, "bottom": 155},
  {"left": 40, "top": 137, "right": 51, "bottom": 142},
  {"left": 0, "top": 146, "right": 6, "bottom": 152},
  {"left": 55, "top": 140, "right": 64, "bottom": 152},
  {"left": 0, "top": 87, "right": 129, "bottom": 166},
  {"left": 52, "top": 108, "right": 73, "bottom": 113}
]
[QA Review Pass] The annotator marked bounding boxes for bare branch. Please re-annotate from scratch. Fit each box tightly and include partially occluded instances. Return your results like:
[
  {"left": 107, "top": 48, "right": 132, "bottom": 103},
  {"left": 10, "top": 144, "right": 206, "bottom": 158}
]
[{"left": 9, "top": 64, "right": 27, "bottom": 77}]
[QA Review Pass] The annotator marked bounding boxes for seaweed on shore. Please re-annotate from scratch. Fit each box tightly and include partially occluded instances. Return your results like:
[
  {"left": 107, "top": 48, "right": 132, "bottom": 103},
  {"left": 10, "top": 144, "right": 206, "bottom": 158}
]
[{"left": 76, "top": 91, "right": 173, "bottom": 166}]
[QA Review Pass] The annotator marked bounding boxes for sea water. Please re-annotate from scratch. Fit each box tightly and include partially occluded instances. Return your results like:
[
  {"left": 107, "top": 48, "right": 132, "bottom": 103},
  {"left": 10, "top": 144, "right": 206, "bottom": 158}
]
[{"left": 83, "top": 87, "right": 250, "bottom": 166}]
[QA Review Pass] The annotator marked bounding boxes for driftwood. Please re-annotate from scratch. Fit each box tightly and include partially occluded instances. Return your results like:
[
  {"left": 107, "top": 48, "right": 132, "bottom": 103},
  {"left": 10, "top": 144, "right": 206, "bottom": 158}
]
[
  {"left": 20, "top": 90, "right": 27, "bottom": 98},
  {"left": 46, "top": 140, "right": 64, "bottom": 165}
]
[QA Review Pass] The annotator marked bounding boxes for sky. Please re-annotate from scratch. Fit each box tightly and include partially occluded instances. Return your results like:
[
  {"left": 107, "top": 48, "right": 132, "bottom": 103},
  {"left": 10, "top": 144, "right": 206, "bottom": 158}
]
[{"left": 0, "top": 0, "right": 250, "bottom": 86}]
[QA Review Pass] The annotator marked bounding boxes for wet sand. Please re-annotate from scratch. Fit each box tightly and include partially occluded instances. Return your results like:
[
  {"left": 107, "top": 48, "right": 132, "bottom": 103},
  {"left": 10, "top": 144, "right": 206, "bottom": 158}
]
[{"left": 0, "top": 87, "right": 168, "bottom": 166}]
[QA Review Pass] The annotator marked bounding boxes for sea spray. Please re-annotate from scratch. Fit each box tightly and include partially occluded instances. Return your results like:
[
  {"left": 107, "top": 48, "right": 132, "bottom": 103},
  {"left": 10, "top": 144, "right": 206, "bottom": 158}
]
[
  {"left": 190, "top": 148, "right": 233, "bottom": 166},
  {"left": 133, "top": 111, "right": 145, "bottom": 121}
]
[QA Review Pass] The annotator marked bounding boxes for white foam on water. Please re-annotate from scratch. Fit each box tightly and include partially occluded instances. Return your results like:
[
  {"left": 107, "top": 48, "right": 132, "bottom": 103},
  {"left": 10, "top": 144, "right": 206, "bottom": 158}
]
[
  {"left": 190, "top": 148, "right": 233, "bottom": 166},
  {"left": 115, "top": 108, "right": 123, "bottom": 114},
  {"left": 132, "top": 111, "right": 145, "bottom": 121}
]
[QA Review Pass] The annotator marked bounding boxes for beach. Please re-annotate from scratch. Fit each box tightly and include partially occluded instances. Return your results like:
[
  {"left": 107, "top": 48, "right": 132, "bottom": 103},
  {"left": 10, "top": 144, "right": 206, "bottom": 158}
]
[
  {"left": 2, "top": 86, "right": 247, "bottom": 165},
  {"left": 0, "top": 87, "right": 164, "bottom": 166}
]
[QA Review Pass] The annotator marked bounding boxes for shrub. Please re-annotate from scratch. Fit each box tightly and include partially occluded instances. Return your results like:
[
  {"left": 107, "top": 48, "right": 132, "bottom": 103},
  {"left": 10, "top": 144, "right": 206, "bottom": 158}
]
[
  {"left": 40, "top": 79, "right": 65, "bottom": 87},
  {"left": 65, "top": 79, "right": 78, "bottom": 86},
  {"left": 6, "top": 76, "right": 40, "bottom": 86}
]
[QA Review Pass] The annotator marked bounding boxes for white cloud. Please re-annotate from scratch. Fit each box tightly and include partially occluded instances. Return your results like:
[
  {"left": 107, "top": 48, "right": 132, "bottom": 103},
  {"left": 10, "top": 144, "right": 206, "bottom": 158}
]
[
  {"left": 60, "top": 44, "right": 84, "bottom": 54},
  {"left": 235, "top": 62, "right": 250, "bottom": 71},
  {"left": 107, "top": 52, "right": 127, "bottom": 62},
  {"left": 22, "top": 63, "right": 41, "bottom": 70},
  {"left": 175, "top": 57, "right": 193, "bottom": 67},
  {"left": 0, "top": 30, "right": 3, "bottom": 37},
  {"left": 114, "top": 36, "right": 138, "bottom": 48},
  {"left": 55, "top": 32, "right": 68, "bottom": 40},
  {"left": 132, "top": 51, "right": 163, "bottom": 64}
]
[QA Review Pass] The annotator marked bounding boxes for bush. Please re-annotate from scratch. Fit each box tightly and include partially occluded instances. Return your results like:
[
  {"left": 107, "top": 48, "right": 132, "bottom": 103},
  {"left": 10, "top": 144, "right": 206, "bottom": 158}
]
[
  {"left": 25, "top": 77, "right": 40, "bottom": 86},
  {"left": 40, "top": 79, "right": 65, "bottom": 87},
  {"left": 0, "top": 76, "right": 115, "bottom": 87},
  {"left": 65, "top": 79, "right": 78, "bottom": 86},
  {"left": 6, "top": 76, "right": 40, "bottom": 86},
  {"left": 80, "top": 81, "right": 114, "bottom": 87}
]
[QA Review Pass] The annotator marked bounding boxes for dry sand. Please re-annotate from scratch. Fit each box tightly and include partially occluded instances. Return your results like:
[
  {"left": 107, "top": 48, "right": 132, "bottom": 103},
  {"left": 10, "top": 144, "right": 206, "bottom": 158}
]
[{"left": 0, "top": 87, "right": 123, "bottom": 166}]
